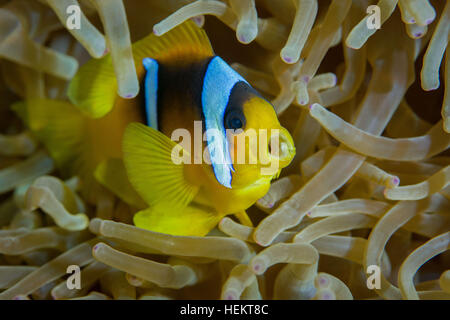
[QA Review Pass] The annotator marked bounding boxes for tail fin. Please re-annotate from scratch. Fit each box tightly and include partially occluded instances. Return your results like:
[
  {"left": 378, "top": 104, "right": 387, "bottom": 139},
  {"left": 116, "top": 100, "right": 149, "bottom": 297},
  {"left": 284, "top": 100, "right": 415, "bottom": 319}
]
[
  {"left": 12, "top": 99, "right": 86, "bottom": 175},
  {"left": 13, "top": 100, "right": 107, "bottom": 204}
]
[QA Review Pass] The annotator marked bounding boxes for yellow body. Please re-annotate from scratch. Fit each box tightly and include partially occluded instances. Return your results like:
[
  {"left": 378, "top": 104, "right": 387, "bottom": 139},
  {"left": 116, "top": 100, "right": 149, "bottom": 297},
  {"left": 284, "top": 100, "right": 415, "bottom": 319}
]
[{"left": 16, "top": 21, "right": 295, "bottom": 236}]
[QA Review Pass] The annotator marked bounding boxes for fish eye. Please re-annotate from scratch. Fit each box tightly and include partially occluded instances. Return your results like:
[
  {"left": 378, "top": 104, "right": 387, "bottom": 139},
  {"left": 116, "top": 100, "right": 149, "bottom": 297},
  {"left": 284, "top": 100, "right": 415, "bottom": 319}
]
[{"left": 225, "top": 111, "right": 245, "bottom": 130}]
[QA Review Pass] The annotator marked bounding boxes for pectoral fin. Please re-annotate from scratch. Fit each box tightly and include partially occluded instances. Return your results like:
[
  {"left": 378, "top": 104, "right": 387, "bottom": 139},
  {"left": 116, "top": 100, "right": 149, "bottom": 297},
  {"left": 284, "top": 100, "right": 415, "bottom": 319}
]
[{"left": 122, "top": 123, "right": 199, "bottom": 209}]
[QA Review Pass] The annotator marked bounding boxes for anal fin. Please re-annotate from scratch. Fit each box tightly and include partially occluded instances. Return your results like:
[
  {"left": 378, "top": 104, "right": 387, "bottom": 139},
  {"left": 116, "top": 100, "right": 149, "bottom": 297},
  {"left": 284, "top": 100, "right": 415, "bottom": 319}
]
[
  {"left": 133, "top": 203, "right": 222, "bottom": 236},
  {"left": 94, "top": 158, "right": 147, "bottom": 209}
]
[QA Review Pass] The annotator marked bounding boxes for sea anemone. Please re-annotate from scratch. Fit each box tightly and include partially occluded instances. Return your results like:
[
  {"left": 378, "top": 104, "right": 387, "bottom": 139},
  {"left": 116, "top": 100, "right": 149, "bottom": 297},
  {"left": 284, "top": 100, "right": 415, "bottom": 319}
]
[{"left": 0, "top": 0, "right": 449, "bottom": 300}]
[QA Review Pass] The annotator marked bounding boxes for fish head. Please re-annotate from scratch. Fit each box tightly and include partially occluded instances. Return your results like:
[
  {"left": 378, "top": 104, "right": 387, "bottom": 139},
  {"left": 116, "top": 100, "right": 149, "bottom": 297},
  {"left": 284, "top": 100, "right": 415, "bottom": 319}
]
[
  {"left": 201, "top": 56, "right": 295, "bottom": 190},
  {"left": 225, "top": 94, "right": 296, "bottom": 188}
]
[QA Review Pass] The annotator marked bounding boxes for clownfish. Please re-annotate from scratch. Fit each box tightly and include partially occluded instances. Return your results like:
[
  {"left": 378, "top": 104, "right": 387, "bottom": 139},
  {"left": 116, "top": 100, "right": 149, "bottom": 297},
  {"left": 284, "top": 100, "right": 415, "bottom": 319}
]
[{"left": 14, "top": 21, "right": 295, "bottom": 236}]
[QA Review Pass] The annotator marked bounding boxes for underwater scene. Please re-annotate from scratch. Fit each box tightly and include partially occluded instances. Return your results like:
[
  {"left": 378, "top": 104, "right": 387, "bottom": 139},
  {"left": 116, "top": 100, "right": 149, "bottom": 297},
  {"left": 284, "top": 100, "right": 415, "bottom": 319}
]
[{"left": 0, "top": 0, "right": 449, "bottom": 301}]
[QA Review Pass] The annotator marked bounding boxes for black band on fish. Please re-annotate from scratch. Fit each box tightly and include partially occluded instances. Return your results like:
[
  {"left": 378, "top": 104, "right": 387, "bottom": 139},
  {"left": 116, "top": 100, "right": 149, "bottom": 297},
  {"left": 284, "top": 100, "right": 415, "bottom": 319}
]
[{"left": 223, "top": 81, "right": 263, "bottom": 131}]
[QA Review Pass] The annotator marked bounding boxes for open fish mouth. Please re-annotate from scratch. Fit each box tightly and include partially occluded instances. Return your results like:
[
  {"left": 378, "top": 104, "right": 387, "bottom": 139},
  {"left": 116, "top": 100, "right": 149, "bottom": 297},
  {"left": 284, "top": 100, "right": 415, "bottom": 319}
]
[{"left": 267, "top": 127, "right": 295, "bottom": 166}]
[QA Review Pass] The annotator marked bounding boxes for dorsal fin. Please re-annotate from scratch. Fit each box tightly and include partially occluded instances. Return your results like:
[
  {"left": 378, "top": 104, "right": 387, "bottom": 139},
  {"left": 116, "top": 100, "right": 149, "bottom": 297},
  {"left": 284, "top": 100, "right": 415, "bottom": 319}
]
[
  {"left": 133, "top": 20, "right": 214, "bottom": 66},
  {"left": 68, "top": 20, "right": 214, "bottom": 118}
]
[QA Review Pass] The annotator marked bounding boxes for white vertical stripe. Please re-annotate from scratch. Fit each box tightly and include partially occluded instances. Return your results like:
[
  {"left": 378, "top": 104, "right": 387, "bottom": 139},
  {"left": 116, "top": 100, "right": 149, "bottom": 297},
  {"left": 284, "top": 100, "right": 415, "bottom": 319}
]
[
  {"left": 202, "top": 57, "right": 248, "bottom": 189},
  {"left": 143, "top": 58, "right": 159, "bottom": 130}
]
